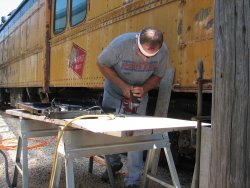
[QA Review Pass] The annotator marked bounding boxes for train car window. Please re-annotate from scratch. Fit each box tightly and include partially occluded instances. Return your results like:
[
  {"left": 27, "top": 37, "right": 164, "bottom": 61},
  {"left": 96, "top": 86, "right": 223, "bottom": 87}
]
[
  {"left": 70, "top": 0, "right": 87, "bottom": 27},
  {"left": 54, "top": 0, "right": 68, "bottom": 34}
]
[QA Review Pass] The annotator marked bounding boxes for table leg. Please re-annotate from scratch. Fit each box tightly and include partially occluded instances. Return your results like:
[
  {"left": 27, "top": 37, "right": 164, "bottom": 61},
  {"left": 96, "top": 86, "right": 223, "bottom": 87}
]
[
  {"left": 65, "top": 157, "right": 75, "bottom": 188},
  {"left": 22, "top": 136, "right": 29, "bottom": 188},
  {"left": 51, "top": 155, "right": 63, "bottom": 188},
  {"left": 88, "top": 156, "right": 94, "bottom": 173},
  {"left": 142, "top": 149, "right": 156, "bottom": 188},
  {"left": 12, "top": 137, "right": 22, "bottom": 187},
  {"left": 164, "top": 147, "right": 181, "bottom": 187},
  {"left": 105, "top": 155, "right": 116, "bottom": 188}
]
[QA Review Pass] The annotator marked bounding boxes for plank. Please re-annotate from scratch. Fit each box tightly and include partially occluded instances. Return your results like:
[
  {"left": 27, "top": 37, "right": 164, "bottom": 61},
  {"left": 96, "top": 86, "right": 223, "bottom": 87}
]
[
  {"left": 5, "top": 109, "right": 209, "bottom": 138},
  {"left": 69, "top": 116, "right": 206, "bottom": 133},
  {"left": 210, "top": 0, "right": 250, "bottom": 187},
  {"left": 199, "top": 127, "right": 211, "bottom": 188},
  {"left": 5, "top": 109, "right": 66, "bottom": 126}
]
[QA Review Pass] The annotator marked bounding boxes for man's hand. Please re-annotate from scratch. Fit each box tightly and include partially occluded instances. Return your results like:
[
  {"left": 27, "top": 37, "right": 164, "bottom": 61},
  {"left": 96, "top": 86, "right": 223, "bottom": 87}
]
[
  {"left": 131, "top": 86, "right": 144, "bottom": 100},
  {"left": 121, "top": 84, "right": 132, "bottom": 98}
]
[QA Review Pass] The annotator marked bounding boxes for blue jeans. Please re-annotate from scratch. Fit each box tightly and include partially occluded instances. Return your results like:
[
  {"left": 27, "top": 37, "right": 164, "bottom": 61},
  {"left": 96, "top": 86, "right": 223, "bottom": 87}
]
[
  {"left": 124, "top": 151, "right": 143, "bottom": 185},
  {"left": 102, "top": 93, "right": 148, "bottom": 185}
]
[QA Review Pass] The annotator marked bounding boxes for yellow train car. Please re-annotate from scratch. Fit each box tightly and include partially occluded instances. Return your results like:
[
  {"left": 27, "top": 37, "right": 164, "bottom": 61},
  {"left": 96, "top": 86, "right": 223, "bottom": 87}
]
[
  {"left": 0, "top": 0, "right": 213, "bottom": 107},
  {"left": 0, "top": 0, "right": 49, "bottom": 104}
]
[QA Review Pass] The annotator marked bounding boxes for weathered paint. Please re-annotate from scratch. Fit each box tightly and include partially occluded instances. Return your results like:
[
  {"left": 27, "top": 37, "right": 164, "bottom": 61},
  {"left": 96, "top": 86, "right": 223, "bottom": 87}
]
[
  {"left": 176, "top": 0, "right": 214, "bottom": 92},
  {"left": 0, "top": 0, "right": 214, "bottom": 93},
  {"left": 0, "top": 0, "right": 46, "bottom": 88},
  {"left": 45, "top": 0, "right": 51, "bottom": 92},
  {"left": 49, "top": 0, "right": 177, "bottom": 87}
]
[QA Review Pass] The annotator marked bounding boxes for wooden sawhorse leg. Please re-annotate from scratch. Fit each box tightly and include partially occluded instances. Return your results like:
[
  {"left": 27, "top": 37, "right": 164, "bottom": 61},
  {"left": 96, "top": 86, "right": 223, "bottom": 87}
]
[
  {"left": 53, "top": 155, "right": 116, "bottom": 188},
  {"left": 164, "top": 146, "right": 180, "bottom": 187},
  {"left": 88, "top": 156, "right": 94, "bottom": 173},
  {"left": 104, "top": 155, "right": 116, "bottom": 188},
  {"left": 65, "top": 157, "right": 75, "bottom": 188},
  {"left": 52, "top": 128, "right": 76, "bottom": 188},
  {"left": 12, "top": 137, "right": 21, "bottom": 187},
  {"left": 12, "top": 136, "right": 29, "bottom": 188},
  {"left": 11, "top": 118, "right": 58, "bottom": 188},
  {"left": 51, "top": 155, "right": 63, "bottom": 188},
  {"left": 88, "top": 155, "right": 116, "bottom": 188},
  {"left": 142, "top": 143, "right": 181, "bottom": 188}
]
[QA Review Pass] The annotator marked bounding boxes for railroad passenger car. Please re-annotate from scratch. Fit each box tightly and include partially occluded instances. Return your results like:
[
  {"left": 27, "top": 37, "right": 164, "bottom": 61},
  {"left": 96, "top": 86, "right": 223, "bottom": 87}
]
[
  {"left": 0, "top": 0, "right": 213, "bottom": 106},
  {"left": 0, "top": 0, "right": 214, "bottom": 160}
]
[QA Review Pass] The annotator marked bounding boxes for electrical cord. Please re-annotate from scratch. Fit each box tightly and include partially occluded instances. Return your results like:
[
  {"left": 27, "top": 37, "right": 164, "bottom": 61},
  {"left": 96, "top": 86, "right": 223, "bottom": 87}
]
[
  {"left": 0, "top": 136, "right": 57, "bottom": 150},
  {"left": 0, "top": 149, "right": 14, "bottom": 188},
  {"left": 49, "top": 114, "right": 115, "bottom": 188},
  {"left": 0, "top": 136, "right": 57, "bottom": 188}
]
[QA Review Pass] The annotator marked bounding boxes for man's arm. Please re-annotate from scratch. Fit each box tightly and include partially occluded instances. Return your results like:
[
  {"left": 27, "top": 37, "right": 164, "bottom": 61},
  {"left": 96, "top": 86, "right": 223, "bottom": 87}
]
[
  {"left": 142, "top": 75, "right": 162, "bottom": 93},
  {"left": 132, "top": 75, "right": 162, "bottom": 99},
  {"left": 97, "top": 62, "right": 131, "bottom": 98}
]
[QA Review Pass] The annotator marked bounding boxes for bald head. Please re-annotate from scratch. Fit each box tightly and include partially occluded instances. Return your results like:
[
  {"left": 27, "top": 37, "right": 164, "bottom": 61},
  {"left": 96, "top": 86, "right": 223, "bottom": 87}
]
[{"left": 139, "top": 27, "right": 164, "bottom": 50}]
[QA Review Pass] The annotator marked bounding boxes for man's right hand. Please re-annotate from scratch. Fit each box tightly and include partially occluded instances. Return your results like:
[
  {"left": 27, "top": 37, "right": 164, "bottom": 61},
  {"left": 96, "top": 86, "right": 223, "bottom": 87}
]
[{"left": 121, "top": 84, "right": 132, "bottom": 98}]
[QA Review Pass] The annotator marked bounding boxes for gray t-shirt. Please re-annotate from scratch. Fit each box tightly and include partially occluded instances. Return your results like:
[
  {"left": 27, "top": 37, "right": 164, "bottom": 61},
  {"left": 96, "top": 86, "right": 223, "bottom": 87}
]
[{"left": 98, "top": 32, "right": 168, "bottom": 114}]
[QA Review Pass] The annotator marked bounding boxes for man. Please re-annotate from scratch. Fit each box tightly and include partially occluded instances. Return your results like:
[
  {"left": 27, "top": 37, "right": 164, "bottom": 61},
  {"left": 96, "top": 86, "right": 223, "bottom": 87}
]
[{"left": 97, "top": 26, "right": 168, "bottom": 187}]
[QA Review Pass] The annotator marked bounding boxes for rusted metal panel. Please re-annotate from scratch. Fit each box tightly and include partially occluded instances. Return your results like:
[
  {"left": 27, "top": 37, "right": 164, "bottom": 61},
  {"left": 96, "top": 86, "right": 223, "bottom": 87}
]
[
  {"left": 175, "top": 0, "right": 214, "bottom": 92},
  {"left": 50, "top": 0, "right": 180, "bottom": 88},
  {"left": 179, "top": 0, "right": 214, "bottom": 43},
  {"left": 0, "top": 0, "right": 47, "bottom": 88},
  {"left": 50, "top": 0, "right": 214, "bottom": 91},
  {"left": 0, "top": 67, "right": 7, "bottom": 87},
  {"left": 88, "top": 0, "right": 124, "bottom": 20},
  {"left": 0, "top": 0, "right": 215, "bottom": 93},
  {"left": 13, "top": 28, "right": 21, "bottom": 59},
  {"left": 173, "top": 39, "right": 213, "bottom": 92},
  {"left": 44, "top": 0, "right": 51, "bottom": 91}
]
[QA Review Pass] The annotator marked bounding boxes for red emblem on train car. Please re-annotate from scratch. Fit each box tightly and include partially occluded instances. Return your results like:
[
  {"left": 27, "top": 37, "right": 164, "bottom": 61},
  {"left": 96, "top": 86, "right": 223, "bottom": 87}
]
[{"left": 69, "top": 43, "right": 87, "bottom": 78}]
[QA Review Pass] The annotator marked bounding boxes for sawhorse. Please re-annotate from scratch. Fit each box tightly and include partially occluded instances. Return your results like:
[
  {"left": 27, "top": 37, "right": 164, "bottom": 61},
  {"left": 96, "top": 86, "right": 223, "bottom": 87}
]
[
  {"left": 7, "top": 109, "right": 183, "bottom": 188},
  {"left": 51, "top": 127, "right": 181, "bottom": 188},
  {"left": 12, "top": 117, "right": 58, "bottom": 188}
]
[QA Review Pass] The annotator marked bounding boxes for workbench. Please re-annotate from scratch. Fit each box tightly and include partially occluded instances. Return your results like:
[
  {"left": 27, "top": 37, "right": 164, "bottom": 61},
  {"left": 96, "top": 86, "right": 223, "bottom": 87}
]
[{"left": 6, "top": 109, "right": 204, "bottom": 188}]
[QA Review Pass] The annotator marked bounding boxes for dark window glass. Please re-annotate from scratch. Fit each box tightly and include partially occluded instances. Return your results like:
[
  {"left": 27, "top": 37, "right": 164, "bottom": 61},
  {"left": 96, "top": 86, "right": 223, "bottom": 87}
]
[
  {"left": 70, "top": 0, "right": 87, "bottom": 26},
  {"left": 54, "top": 0, "right": 67, "bottom": 34}
]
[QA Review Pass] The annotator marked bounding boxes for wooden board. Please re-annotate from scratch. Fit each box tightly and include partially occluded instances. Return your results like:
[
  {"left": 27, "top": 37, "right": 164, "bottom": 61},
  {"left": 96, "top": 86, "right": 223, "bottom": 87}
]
[
  {"left": 210, "top": 0, "right": 250, "bottom": 187},
  {"left": 6, "top": 109, "right": 66, "bottom": 126},
  {"left": 6, "top": 109, "right": 210, "bottom": 137},
  {"left": 68, "top": 116, "right": 207, "bottom": 133}
]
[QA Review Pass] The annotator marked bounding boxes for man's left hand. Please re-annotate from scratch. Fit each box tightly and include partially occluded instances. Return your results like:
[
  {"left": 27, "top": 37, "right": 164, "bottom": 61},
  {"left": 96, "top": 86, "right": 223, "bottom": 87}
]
[{"left": 131, "top": 86, "right": 144, "bottom": 100}]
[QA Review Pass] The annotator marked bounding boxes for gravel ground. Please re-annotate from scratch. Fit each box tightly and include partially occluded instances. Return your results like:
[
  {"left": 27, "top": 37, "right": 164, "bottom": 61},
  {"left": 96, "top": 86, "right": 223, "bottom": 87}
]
[{"left": 0, "top": 110, "right": 193, "bottom": 188}]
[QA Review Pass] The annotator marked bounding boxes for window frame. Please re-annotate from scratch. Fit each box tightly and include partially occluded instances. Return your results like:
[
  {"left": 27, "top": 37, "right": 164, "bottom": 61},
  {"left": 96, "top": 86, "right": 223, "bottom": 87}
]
[
  {"left": 53, "top": 0, "right": 68, "bottom": 35},
  {"left": 70, "top": 0, "right": 87, "bottom": 27}
]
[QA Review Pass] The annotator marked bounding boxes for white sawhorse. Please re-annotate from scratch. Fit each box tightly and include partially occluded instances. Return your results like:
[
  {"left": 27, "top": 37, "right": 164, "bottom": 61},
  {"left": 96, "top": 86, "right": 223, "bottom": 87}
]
[
  {"left": 51, "top": 128, "right": 181, "bottom": 188},
  {"left": 12, "top": 118, "right": 58, "bottom": 188},
  {"left": 142, "top": 144, "right": 181, "bottom": 188},
  {"left": 8, "top": 113, "right": 181, "bottom": 188}
]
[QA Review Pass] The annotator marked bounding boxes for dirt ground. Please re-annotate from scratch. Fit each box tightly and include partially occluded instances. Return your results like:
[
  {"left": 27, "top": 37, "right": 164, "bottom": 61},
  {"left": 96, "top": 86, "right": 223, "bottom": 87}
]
[{"left": 0, "top": 110, "right": 193, "bottom": 188}]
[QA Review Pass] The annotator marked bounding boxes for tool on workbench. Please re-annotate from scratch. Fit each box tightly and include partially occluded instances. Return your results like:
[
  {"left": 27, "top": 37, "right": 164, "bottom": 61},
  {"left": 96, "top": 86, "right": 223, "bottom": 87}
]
[{"left": 122, "top": 90, "right": 140, "bottom": 114}]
